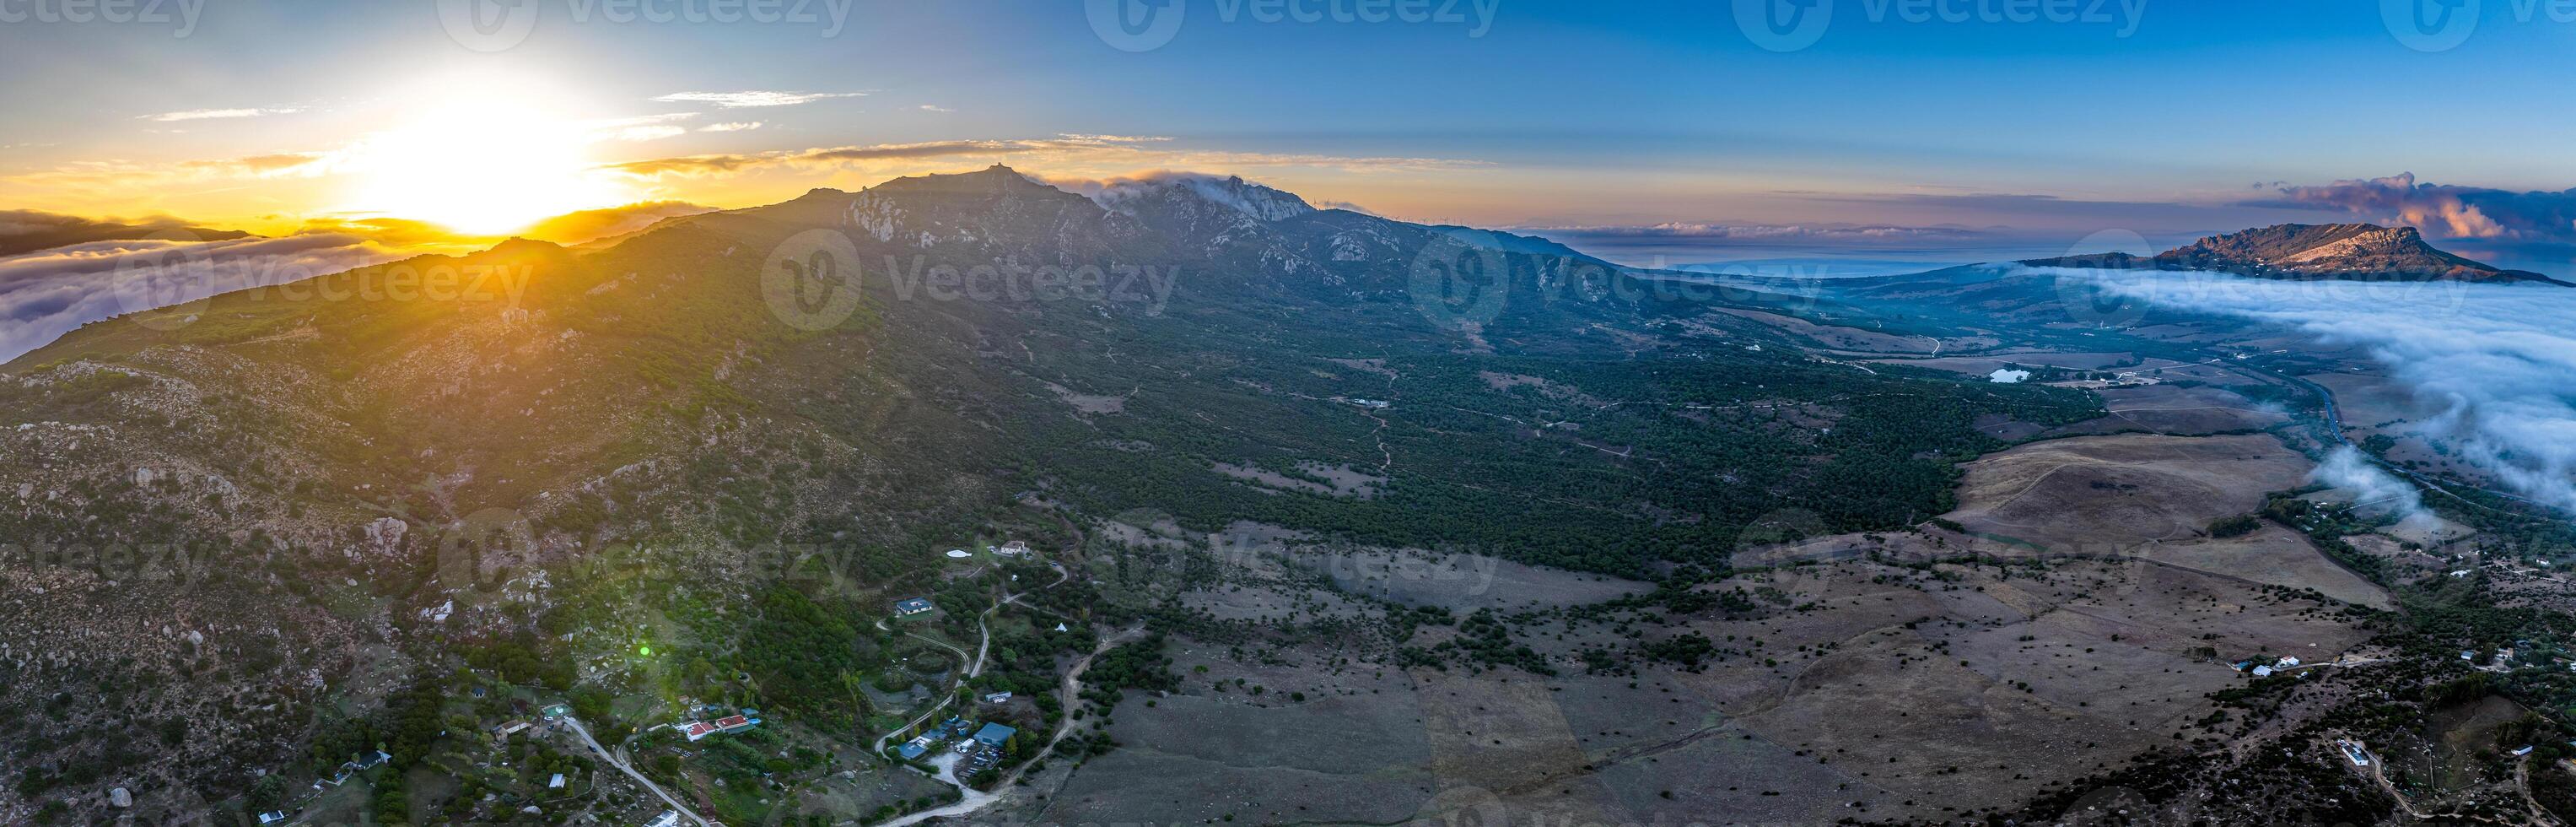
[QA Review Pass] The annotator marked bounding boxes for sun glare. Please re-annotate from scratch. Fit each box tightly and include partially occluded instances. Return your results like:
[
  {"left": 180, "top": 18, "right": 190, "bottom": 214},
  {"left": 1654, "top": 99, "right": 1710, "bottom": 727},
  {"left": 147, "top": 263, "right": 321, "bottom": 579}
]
[{"left": 345, "top": 89, "right": 633, "bottom": 236}]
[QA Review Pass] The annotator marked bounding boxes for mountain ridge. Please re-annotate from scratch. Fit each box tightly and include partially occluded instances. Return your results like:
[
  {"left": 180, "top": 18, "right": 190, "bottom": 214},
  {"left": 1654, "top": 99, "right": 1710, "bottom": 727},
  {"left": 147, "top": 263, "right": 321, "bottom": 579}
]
[{"left": 2022, "top": 222, "right": 2568, "bottom": 285}]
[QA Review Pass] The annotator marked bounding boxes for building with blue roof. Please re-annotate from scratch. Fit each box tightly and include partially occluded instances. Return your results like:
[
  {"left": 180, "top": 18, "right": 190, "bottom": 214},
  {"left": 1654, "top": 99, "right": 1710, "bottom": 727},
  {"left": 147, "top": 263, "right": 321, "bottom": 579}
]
[
  {"left": 897, "top": 743, "right": 927, "bottom": 760},
  {"left": 973, "top": 722, "right": 1017, "bottom": 749},
  {"left": 894, "top": 597, "right": 935, "bottom": 617}
]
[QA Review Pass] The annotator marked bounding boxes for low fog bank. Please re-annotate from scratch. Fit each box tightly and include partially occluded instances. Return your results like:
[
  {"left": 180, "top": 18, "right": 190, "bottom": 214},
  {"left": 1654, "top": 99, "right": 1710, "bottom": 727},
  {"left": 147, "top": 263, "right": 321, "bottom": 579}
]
[
  {"left": 2068, "top": 268, "right": 2576, "bottom": 514},
  {"left": 2313, "top": 446, "right": 2427, "bottom": 521},
  {"left": 0, "top": 235, "right": 401, "bottom": 365}
]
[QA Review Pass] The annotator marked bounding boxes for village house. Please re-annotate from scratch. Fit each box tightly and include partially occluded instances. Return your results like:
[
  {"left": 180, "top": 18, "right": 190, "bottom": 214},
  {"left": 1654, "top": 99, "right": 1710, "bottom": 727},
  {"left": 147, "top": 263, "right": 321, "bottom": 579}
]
[
  {"left": 673, "top": 709, "right": 763, "bottom": 742},
  {"left": 973, "top": 722, "right": 1017, "bottom": 749},
  {"left": 895, "top": 597, "right": 935, "bottom": 617},
  {"left": 996, "top": 540, "right": 1033, "bottom": 558}
]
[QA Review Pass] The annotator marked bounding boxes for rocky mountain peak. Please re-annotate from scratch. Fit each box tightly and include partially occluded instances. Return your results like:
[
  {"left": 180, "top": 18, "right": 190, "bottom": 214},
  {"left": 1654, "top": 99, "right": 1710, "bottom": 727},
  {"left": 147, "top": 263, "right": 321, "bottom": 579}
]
[
  {"left": 2024, "top": 222, "right": 2566, "bottom": 284},
  {"left": 1087, "top": 173, "right": 1318, "bottom": 223}
]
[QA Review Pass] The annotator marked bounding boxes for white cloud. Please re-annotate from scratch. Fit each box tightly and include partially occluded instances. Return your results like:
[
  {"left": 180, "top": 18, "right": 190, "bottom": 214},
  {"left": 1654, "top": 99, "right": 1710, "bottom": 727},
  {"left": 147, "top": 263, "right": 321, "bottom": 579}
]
[
  {"left": 2069, "top": 269, "right": 2576, "bottom": 514},
  {"left": 649, "top": 91, "right": 866, "bottom": 108},
  {"left": 699, "top": 122, "right": 764, "bottom": 132},
  {"left": 139, "top": 108, "right": 299, "bottom": 122},
  {"left": 0, "top": 234, "right": 401, "bottom": 363},
  {"left": 610, "top": 125, "right": 688, "bottom": 142},
  {"left": 2312, "top": 446, "right": 2427, "bottom": 521},
  {"left": 918, "top": 105, "right": 955, "bottom": 113}
]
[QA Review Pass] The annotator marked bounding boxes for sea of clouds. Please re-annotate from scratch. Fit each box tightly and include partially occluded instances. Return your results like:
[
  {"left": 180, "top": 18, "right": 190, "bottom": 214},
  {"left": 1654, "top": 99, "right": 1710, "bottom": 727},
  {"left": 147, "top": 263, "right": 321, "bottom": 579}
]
[
  {"left": 2056, "top": 268, "right": 2576, "bottom": 515},
  {"left": 0, "top": 234, "right": 401, "bottom": 364}
]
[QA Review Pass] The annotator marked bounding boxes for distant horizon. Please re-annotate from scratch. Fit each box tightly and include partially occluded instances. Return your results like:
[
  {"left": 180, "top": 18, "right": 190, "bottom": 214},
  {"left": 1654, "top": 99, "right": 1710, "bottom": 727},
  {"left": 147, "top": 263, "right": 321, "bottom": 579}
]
[{"left": 10, "top": 3, "right": 2576, "bottom": 277}]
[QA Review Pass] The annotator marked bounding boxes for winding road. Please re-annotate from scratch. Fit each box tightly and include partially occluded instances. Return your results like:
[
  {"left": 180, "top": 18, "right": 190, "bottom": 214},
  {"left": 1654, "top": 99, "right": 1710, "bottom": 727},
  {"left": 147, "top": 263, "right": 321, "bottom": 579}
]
[
  {"left": 563, "top": 716, "right": 714, "bottom": 827},
  {"left": 868, "top": 562, "right": 1071, "bottom": 753},
  {"left": 861, "top": 560, "right": 1140, "bottom": 827},
  {"left": 869, "top": 625, "right": 1140, "bottom": 827}
]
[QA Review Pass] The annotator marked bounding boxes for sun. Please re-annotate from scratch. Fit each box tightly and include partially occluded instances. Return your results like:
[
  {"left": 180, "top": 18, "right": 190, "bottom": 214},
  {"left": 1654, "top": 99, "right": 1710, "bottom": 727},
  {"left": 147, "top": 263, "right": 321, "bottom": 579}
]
[{"left": 344, "top": 88, "right": 634, "bottom": 236}]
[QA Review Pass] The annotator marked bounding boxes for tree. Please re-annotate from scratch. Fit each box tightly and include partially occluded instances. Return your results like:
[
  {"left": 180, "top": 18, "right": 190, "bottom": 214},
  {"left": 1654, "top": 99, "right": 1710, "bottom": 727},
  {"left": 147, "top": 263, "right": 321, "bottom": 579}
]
[{"left": 244, "top": 776, "right": 285, "bottom": 813}]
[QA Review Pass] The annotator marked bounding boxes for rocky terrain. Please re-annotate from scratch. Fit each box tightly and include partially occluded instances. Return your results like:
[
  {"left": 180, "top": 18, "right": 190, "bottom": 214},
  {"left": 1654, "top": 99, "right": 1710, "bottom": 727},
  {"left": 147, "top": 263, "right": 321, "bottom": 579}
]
[{"left": 2025, "top": 222, "right": 2568, "bottom": 284}]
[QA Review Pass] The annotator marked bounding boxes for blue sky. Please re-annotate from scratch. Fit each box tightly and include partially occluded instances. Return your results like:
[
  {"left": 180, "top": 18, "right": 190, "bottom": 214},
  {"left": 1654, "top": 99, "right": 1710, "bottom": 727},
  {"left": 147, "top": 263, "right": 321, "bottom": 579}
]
[{"left": 3, "top": 0, "right": 2574, "bottom": 269}]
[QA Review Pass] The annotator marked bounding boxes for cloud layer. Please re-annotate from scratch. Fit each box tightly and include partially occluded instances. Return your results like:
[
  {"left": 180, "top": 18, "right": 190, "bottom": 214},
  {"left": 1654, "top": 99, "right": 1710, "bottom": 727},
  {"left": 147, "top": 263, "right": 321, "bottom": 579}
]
[
  {"left": 0, "top": 234, "right": 401, "bottom": 364},
  {"left": 2260, "top": 173, "right": 2576, "bottom": 241},
  {"left": 649, "top": 91, "right": 866, "bottom": 108},
  {"left": 2083, "top": 271, "right": 2576, "bottom": 515},
  {"left": 0, "top": 209, "right": 245, "bottom": 257},
  {"left": 2310, "top": 446, "right": 2426, "bottom": 521},
  {"left": 2251, "top": 173, "right": 2576, "bottom": 273}
]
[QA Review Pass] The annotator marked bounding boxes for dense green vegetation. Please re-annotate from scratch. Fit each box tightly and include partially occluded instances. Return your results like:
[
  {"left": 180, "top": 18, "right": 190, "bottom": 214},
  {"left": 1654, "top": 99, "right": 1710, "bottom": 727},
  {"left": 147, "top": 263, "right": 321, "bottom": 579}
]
[
  {"left": 739, "top": 584, "right": 869, "bottom": 730},
  {"left": 1016, "top": 343, "right": 2100, "bottom": 577}
]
